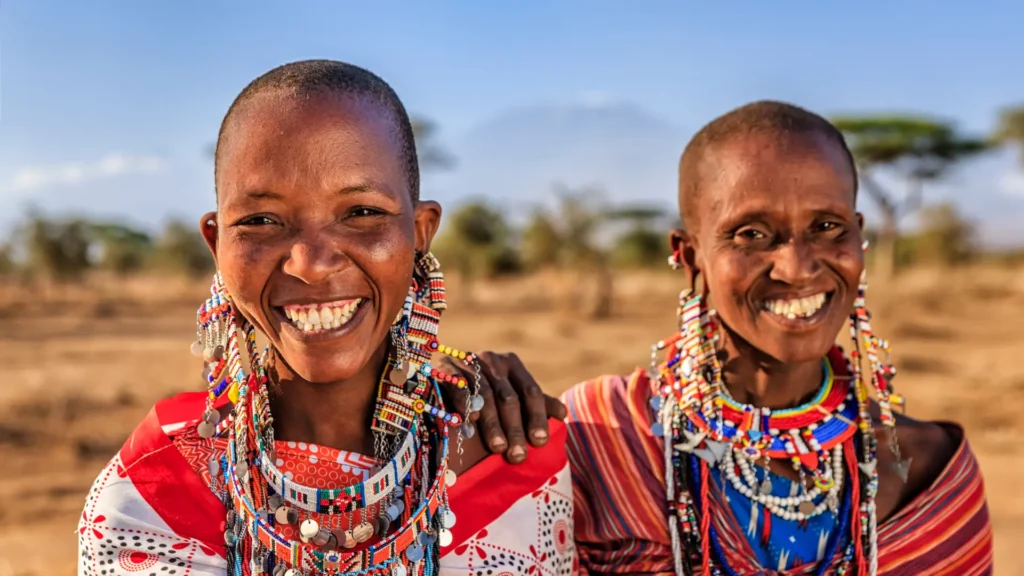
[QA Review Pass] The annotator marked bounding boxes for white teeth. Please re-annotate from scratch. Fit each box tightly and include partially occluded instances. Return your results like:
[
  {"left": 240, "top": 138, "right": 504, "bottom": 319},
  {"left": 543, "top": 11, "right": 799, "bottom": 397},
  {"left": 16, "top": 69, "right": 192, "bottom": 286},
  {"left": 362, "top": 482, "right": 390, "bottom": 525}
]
[
  {"left": 283, "top": 299, "right": 362, "bottom": 333},
  {"left": 763, "top": 293, "right": 827, "bottom": 319}
]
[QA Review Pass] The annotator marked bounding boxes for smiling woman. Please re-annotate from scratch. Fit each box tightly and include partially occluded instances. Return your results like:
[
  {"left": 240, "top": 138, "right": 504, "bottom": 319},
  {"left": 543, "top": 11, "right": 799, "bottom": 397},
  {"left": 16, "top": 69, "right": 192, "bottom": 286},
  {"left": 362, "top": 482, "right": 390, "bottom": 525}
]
[{"left": 76, "top": 60, "right": 575, "bottom": 576}]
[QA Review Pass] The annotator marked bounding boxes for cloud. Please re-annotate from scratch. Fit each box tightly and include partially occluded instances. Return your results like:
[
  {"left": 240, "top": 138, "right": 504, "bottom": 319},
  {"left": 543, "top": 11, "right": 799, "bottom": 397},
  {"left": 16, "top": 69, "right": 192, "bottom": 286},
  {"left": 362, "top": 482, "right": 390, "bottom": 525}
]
[
  {"left": 8, "top": 153, "right": 167, "bottom": 192},
  {"left": 997, "top": 169, "right": 1024, "bottom": 198}
]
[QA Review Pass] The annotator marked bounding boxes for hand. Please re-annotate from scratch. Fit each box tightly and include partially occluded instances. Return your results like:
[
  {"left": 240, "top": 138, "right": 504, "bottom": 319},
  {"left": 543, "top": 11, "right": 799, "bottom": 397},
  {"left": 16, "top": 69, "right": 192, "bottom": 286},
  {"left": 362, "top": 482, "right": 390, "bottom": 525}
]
[{"left": 438, "top": 351, "right": 567, "bottom": 465}]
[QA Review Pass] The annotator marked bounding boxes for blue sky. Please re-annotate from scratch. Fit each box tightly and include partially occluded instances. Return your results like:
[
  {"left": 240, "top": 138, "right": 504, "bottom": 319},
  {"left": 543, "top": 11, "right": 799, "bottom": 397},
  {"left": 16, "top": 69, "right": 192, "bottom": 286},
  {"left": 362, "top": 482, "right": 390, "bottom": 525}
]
[{"left": 2, "top": 1, "right": 1023, "bottom": 244}]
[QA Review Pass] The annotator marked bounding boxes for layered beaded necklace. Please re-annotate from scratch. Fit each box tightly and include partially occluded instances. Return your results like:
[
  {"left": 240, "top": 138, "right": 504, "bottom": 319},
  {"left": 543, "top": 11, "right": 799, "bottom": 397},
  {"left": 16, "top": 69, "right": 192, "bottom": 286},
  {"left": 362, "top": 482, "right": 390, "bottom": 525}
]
[
  {"left": 650, "top": 282, "right": 905, "bottom": 576},
  {"left": 189, "top": 254, "right": 484, "bottom": 576}
]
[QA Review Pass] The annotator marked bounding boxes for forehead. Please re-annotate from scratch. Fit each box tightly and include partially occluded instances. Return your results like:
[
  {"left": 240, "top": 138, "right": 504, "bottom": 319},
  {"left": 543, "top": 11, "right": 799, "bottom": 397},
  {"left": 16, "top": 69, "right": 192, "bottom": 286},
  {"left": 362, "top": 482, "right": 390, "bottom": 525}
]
[
  {"left": 216, "top": 90, "right": 405, "bottom": 201},
  {"left": 697, "top": 132, "right": 856, "bottom": 221}
]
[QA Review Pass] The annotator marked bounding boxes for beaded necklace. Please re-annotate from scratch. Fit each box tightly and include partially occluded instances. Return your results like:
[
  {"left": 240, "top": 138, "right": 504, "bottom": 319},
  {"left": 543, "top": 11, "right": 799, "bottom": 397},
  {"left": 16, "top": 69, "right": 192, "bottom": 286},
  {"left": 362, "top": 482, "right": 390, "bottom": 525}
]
[
  {"left": 650, "top": 288, "right": 899, "bottom": 576},
  {"left": 190, "top": 254, "right": 482, "bottom": 576}
]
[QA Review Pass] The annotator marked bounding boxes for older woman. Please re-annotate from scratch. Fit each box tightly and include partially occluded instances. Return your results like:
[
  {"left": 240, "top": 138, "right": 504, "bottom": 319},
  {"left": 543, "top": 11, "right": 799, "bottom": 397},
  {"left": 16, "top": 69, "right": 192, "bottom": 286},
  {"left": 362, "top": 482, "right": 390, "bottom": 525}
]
[
  {"left": 77, "top": 60, "right": 575, "bottom": 576},
  {"left": 471, "top": 102, "right": 993, "bottom": 575}
]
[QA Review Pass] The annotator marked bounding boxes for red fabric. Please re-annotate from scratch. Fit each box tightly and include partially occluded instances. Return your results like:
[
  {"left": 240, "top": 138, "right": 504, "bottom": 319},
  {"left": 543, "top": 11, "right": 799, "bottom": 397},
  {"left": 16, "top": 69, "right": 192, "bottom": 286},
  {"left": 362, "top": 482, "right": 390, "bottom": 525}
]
[
  {"left": 446, "top": 419, "right": 569, "bottom": 551},
  {"left": 120, "top": 400, "right": 228, "bottom": 558}
]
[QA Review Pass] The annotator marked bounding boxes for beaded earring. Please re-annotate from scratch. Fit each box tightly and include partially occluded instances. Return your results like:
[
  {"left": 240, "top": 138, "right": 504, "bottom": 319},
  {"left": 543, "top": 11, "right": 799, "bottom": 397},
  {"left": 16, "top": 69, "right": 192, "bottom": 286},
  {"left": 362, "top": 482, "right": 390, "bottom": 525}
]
[
  {"left": 189, "top": 272, "right": 251, "bottom": 439},
  {"left": 849, "top": 241, "right": 908, "bottom": 482}
]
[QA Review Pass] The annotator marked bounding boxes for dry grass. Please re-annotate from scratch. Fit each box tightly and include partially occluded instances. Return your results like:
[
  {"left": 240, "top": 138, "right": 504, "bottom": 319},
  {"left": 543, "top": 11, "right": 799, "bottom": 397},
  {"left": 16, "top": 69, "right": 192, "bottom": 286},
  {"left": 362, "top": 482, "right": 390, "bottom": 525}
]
[{"left": 1, "top": 265, "right": 1023, "bottom": 575}]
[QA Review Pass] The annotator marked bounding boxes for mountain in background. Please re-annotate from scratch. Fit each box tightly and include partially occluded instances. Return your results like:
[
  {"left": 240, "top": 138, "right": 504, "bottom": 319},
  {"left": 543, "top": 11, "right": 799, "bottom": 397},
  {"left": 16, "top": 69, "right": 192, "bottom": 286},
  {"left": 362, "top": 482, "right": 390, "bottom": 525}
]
[{"left": 438, "top": 101, "right": 688, "bottom": 215}]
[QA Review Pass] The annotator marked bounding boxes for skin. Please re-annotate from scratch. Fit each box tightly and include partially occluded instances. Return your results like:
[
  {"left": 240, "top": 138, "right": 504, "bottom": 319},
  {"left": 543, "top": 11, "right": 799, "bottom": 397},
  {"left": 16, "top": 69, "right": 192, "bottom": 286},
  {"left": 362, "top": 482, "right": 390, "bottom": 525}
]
[
  {"left": 202, "top": 89, "right": 561, "bottom": 469},
  {"left": 475, "top": 131, "right": 956, "bottom": 523}
]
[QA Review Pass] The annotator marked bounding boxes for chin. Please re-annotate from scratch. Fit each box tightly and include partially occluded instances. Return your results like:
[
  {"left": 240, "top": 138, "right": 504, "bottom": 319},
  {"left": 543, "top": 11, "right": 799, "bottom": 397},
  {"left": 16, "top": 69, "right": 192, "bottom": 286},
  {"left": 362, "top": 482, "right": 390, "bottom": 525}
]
[
  {"left": 752, "top": 336, "right": 836, "bottom": 365},
  {"left": 278, "top": 346, "right": 375, "bottom": 384}
]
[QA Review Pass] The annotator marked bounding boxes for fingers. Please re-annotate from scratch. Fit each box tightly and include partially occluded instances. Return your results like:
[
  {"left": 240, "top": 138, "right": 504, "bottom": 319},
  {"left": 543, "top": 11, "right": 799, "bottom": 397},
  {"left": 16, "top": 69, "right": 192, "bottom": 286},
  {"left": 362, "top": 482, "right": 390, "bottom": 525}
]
[
  {"left": 435, "top": 356, "right": 472, "bottom": 419},
  {"left": 505, "top": 353, "right": 550, "bottom": 447},
  {"left": 545, "top": 394, "right": 568, "bottom": 421},
  {"left": 481, "top": 353, "right": 528, "bottom": 464},
  {"left": 473, "top": 362, "right": 507, "bottom": 454}
]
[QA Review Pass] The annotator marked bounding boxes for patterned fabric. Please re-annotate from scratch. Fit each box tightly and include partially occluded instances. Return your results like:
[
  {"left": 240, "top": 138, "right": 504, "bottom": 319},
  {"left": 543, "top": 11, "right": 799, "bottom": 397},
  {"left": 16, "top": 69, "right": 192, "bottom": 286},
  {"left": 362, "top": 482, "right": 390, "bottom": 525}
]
[
  {"left": 562, "top": 370, "right": 994, "bottom": 576},
  {"left": 78, "top": 392, "right": 576, "bottom": 576}
]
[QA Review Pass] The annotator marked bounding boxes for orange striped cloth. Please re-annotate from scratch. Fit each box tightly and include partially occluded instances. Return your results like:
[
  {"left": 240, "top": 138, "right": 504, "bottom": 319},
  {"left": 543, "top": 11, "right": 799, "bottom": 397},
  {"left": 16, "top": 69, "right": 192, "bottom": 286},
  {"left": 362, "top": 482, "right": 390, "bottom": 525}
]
[{"left": 561, "top": 370, "right": 994, "bottom": 576}]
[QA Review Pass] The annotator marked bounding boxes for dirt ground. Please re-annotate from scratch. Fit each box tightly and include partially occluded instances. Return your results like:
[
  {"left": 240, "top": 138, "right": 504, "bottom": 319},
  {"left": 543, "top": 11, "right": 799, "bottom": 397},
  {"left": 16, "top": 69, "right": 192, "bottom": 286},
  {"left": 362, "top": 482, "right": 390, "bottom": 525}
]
[{"left": 2, "top": 266, "right": 1023, "bottom": 575}]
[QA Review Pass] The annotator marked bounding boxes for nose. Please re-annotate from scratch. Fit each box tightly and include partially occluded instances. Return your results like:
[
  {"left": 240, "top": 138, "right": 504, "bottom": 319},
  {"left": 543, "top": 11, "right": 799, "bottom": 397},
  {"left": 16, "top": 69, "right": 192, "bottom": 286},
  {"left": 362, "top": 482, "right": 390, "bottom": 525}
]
[
  {"left": 768, "top": 238, "right": 820, "bottom": 285},
  {"left": 281, "top": 231, "right": 350, "bottom": 285}
]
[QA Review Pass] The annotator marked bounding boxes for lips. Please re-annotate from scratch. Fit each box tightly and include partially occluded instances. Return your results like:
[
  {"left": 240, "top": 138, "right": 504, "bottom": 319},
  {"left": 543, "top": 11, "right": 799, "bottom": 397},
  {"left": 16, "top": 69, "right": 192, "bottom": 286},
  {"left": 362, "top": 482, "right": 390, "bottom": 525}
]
[{"left": 278, "top": 298, "right": 364, "bottom": 333}]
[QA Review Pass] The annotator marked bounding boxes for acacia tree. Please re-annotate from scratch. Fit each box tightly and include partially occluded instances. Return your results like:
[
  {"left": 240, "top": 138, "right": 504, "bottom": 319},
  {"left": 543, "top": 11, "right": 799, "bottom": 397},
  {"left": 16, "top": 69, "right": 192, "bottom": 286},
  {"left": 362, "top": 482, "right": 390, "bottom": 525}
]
[
  {"left": 996, "top": 105, "right": 1024, "bottom": 164},
  {"left": 831, "top": 116, "right": 988, "bottom": 279}
]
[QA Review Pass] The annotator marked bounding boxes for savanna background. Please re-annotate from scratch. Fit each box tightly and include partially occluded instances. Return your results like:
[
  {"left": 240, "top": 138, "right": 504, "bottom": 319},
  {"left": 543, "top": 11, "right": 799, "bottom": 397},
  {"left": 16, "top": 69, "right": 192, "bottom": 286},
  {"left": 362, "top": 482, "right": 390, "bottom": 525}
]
[{"left": 2, "top": 2, "right": 1024, "bottom": 575}]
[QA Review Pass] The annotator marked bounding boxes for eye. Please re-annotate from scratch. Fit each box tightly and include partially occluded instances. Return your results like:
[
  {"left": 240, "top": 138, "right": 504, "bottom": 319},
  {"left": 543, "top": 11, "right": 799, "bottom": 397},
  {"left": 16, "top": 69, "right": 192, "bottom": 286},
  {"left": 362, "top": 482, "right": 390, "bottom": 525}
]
[
  {"left": 734, "top": 227, "right": 770, "bottom": 242},
  {"left": 348, "top": 206, "right": 387, "bottom": 218},
  {"left": 235, "top": 215, "right": 278, "bottom": 226},
  {"left": 815, "top": 221, "right": 845, "bottom": 236}
]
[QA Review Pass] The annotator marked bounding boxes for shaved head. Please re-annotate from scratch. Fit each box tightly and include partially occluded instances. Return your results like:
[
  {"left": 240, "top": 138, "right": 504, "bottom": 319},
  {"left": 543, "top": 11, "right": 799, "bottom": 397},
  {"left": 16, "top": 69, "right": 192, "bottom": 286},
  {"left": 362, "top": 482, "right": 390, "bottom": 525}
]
[{"left": 677, "top": 101, "right": 856, "bottom": 232}]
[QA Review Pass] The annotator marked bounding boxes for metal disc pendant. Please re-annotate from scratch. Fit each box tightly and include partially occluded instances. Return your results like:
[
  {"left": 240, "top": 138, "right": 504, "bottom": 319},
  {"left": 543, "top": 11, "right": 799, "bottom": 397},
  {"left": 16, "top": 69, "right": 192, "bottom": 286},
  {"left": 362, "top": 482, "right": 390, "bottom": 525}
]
[
  {"left": 275, "top": 506, "right": 298, "bottom": 525},
  {"left": 405, "top": 544, "right": 425, "bottom": 562},
  {"left": 272, "top": 564, "right": 287, "bottom": 576},
  {"left": 376, "top": 515, "right": 391, "bottom": 537},
  {"left": 268, "top": 494, "right": 282, "bottom": 511},
  {"left": 469, "top": 394, "right": 485, "bottom": 413},
  {"left": 197, "top": 421, "right": 216, "bottom": 439},
  {"left": 460, "top": 422, "right": 476, "bottom": 439},
  {"left": 284, "top": 569, "right": 300, "bottom": 576},
  {"left": 312, "top": 527, "right": 332, "bottom": 547},
  {"left": 393, "top": 563, "right": 408, "bottom": 576},
  {"left": 299, "top": 519, "right": 320, "bottom": 543},
  {"left": 390, "top": 362, "right": 409, "bottom": 385},
  {"left": 438, "top": 528, "right": 453, "bottom": 547},
  {"left": 341, "top": 530, "right": 356, "bottom": 549},
  {"left": 758, "top": 478, "right": 773, "bottom": 496},
  {"left": 190, "top": 341, "right": 204, "bottom": 357},
  {"left": 798, "top": 501, "right": 816, "bottom": 515},
  {"left": 352, "top": 521, "right": 374, "bottom": 543},
  {"left": 234, "top": 461, "right": 249, "bottom": 482},
  {"left": 444, "top": 469, "right": 457, "bottom": 487},
  {"left": 441, "top": 508, "right": 457, "bottom": 529},
  {"left": 417, "top": 531, "right": 436, "bottom": 546},
  {"left": 207, "top": 458, "right": 220, "bottom": 478},
  {"left": 650, "top": 422, "right": 664, "bottom": 437}
]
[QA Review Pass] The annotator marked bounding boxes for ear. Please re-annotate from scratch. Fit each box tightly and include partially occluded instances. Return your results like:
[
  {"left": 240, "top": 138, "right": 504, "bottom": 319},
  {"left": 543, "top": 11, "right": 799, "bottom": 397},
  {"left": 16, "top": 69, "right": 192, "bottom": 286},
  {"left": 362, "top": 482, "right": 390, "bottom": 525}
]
[
  {"left": 669, "top": 228, "right": 700, "bottom": 285},
  {"left": 413, "top": 200, "right": 442, "bottom": 253},
  {"left": 199, "top": 211, "right": 219, "bottom": 267},
  {"left": 856, "top": 212, "right": 865, "bottom": 232}
]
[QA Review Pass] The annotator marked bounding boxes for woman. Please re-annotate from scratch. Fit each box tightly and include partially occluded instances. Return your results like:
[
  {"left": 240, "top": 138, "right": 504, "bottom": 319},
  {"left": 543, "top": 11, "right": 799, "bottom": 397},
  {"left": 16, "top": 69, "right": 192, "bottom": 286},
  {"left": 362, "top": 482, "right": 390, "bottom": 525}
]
[
  {"left": 472, "top": 102, "right": 993, "bottom": 575},
  {"left": 77, "top": 60, "right": 575, "bottom": 576}
]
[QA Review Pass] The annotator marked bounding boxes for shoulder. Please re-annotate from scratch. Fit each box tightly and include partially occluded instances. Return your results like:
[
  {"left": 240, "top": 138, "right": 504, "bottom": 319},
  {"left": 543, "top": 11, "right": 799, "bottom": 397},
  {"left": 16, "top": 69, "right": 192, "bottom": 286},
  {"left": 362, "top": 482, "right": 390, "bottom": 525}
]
[
  {"left": 892, "top": 413, "right": 961, "bottom": 493},
  {"left": 561, "top": 370, "right": 649, "bottom": 423}
]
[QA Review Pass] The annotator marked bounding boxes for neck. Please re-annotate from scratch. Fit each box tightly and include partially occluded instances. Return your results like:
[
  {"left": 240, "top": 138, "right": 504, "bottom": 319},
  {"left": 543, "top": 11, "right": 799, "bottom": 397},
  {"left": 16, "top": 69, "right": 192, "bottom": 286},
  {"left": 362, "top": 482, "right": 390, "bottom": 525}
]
[
  {"left": 266, "top": 342, "right": 389, "bottom": 456},
  {"left": 718, "top": 329, "right": 825, "bottom": 410}
]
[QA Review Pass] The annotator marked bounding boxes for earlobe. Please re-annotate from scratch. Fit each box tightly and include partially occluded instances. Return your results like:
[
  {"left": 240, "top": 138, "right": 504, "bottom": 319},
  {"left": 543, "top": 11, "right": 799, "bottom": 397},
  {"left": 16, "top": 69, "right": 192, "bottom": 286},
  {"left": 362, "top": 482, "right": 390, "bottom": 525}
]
[
  {"left": 413, "top": 200, "right": 442, "bottom": 253},
  {"left": 856, "top": 213, "right": 865, "bottom": 232},
  {"left": 669, "top": 228, "right": 700, "bottom": 281},
  {"left": 199, "top": 211, "right": 219, "bottom": 265}
]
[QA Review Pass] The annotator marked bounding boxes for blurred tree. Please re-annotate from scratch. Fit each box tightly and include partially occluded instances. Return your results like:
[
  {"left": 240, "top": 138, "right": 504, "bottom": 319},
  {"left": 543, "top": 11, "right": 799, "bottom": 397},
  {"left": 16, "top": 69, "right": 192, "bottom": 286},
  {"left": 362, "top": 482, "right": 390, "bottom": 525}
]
[
  {"left": 15, "top": 212, "right": 93, "bottom": 282},
  {"left": 995, "top": 104, "right": 1024, "bottom": 164},
  {"left": 606, "top": 205, "right": 669, "bottom": 268},
  {"left": 520, "top": 209, "right": 562, "bottom": 271},
  {"left": 91, "top": 223, "right": 153, "bottom": 276},
  {"left": 912, "top": 202, "right": 977, "bottom": 266},
  {"left": 0, "top": 242, "right": 14, "bottom": 277},
  {"left": 149, "top": 220, "right": 215, "bottom": 278},
  {"left": 432, "top": 201, "right": 519, "bottom": 305},
  {"left": 832, "top": 116, "right": 988, "bottom": 279}
]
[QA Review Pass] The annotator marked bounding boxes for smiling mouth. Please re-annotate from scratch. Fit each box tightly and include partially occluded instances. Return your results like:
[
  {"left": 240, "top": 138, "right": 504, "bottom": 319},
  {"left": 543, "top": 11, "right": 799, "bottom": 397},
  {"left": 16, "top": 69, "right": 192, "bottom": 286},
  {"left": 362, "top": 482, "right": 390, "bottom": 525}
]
[
  {"left": 278, "top": 298, "right": 365, "bottom": 333},
  {"left": 761, "top": 292, "right": 832, "bottom": 321}
]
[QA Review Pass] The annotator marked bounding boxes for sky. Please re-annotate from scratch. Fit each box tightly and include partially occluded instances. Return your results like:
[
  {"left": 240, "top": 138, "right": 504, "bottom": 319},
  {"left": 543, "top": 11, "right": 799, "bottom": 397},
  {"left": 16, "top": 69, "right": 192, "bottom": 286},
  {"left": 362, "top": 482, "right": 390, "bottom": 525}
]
[{"left": 2, "top": 1, "right": 1023, "bottom": 244}]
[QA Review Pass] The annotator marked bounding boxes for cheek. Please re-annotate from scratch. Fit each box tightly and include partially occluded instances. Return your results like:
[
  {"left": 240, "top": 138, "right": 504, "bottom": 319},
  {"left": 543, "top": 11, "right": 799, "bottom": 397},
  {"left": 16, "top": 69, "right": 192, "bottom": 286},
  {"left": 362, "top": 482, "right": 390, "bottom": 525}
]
[{"left": 218, "top": 237, "right": 280, "bottom": 319}]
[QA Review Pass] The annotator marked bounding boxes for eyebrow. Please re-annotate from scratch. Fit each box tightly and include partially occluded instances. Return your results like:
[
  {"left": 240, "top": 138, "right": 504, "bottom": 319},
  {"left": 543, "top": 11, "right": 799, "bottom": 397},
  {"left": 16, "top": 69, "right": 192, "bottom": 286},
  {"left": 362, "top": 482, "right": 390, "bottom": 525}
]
[{"left": 239, "top": 183, "right": 391, "bottom": 201}]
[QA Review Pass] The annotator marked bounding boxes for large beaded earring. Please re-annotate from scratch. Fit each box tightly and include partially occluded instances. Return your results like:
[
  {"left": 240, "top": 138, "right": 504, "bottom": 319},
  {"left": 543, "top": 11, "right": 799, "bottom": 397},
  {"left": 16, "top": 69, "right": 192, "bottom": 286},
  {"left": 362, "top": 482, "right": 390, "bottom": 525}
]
[
  {"left": 190, "top": 272, "right": 248, "bottom": 439},
  {"left": 849, "top": 241, "right": 908, "bottom": 482}
]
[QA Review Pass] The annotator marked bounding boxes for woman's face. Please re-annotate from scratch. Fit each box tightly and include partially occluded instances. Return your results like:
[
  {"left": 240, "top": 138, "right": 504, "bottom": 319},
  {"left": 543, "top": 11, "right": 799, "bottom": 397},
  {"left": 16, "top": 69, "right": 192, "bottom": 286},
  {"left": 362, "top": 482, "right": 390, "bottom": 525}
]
[
  {"left": 679, "top": 132, "right": 864, "bottom": 364},
  {"left": 204, "top": 90, "right": 440, "bottom": 383}
]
